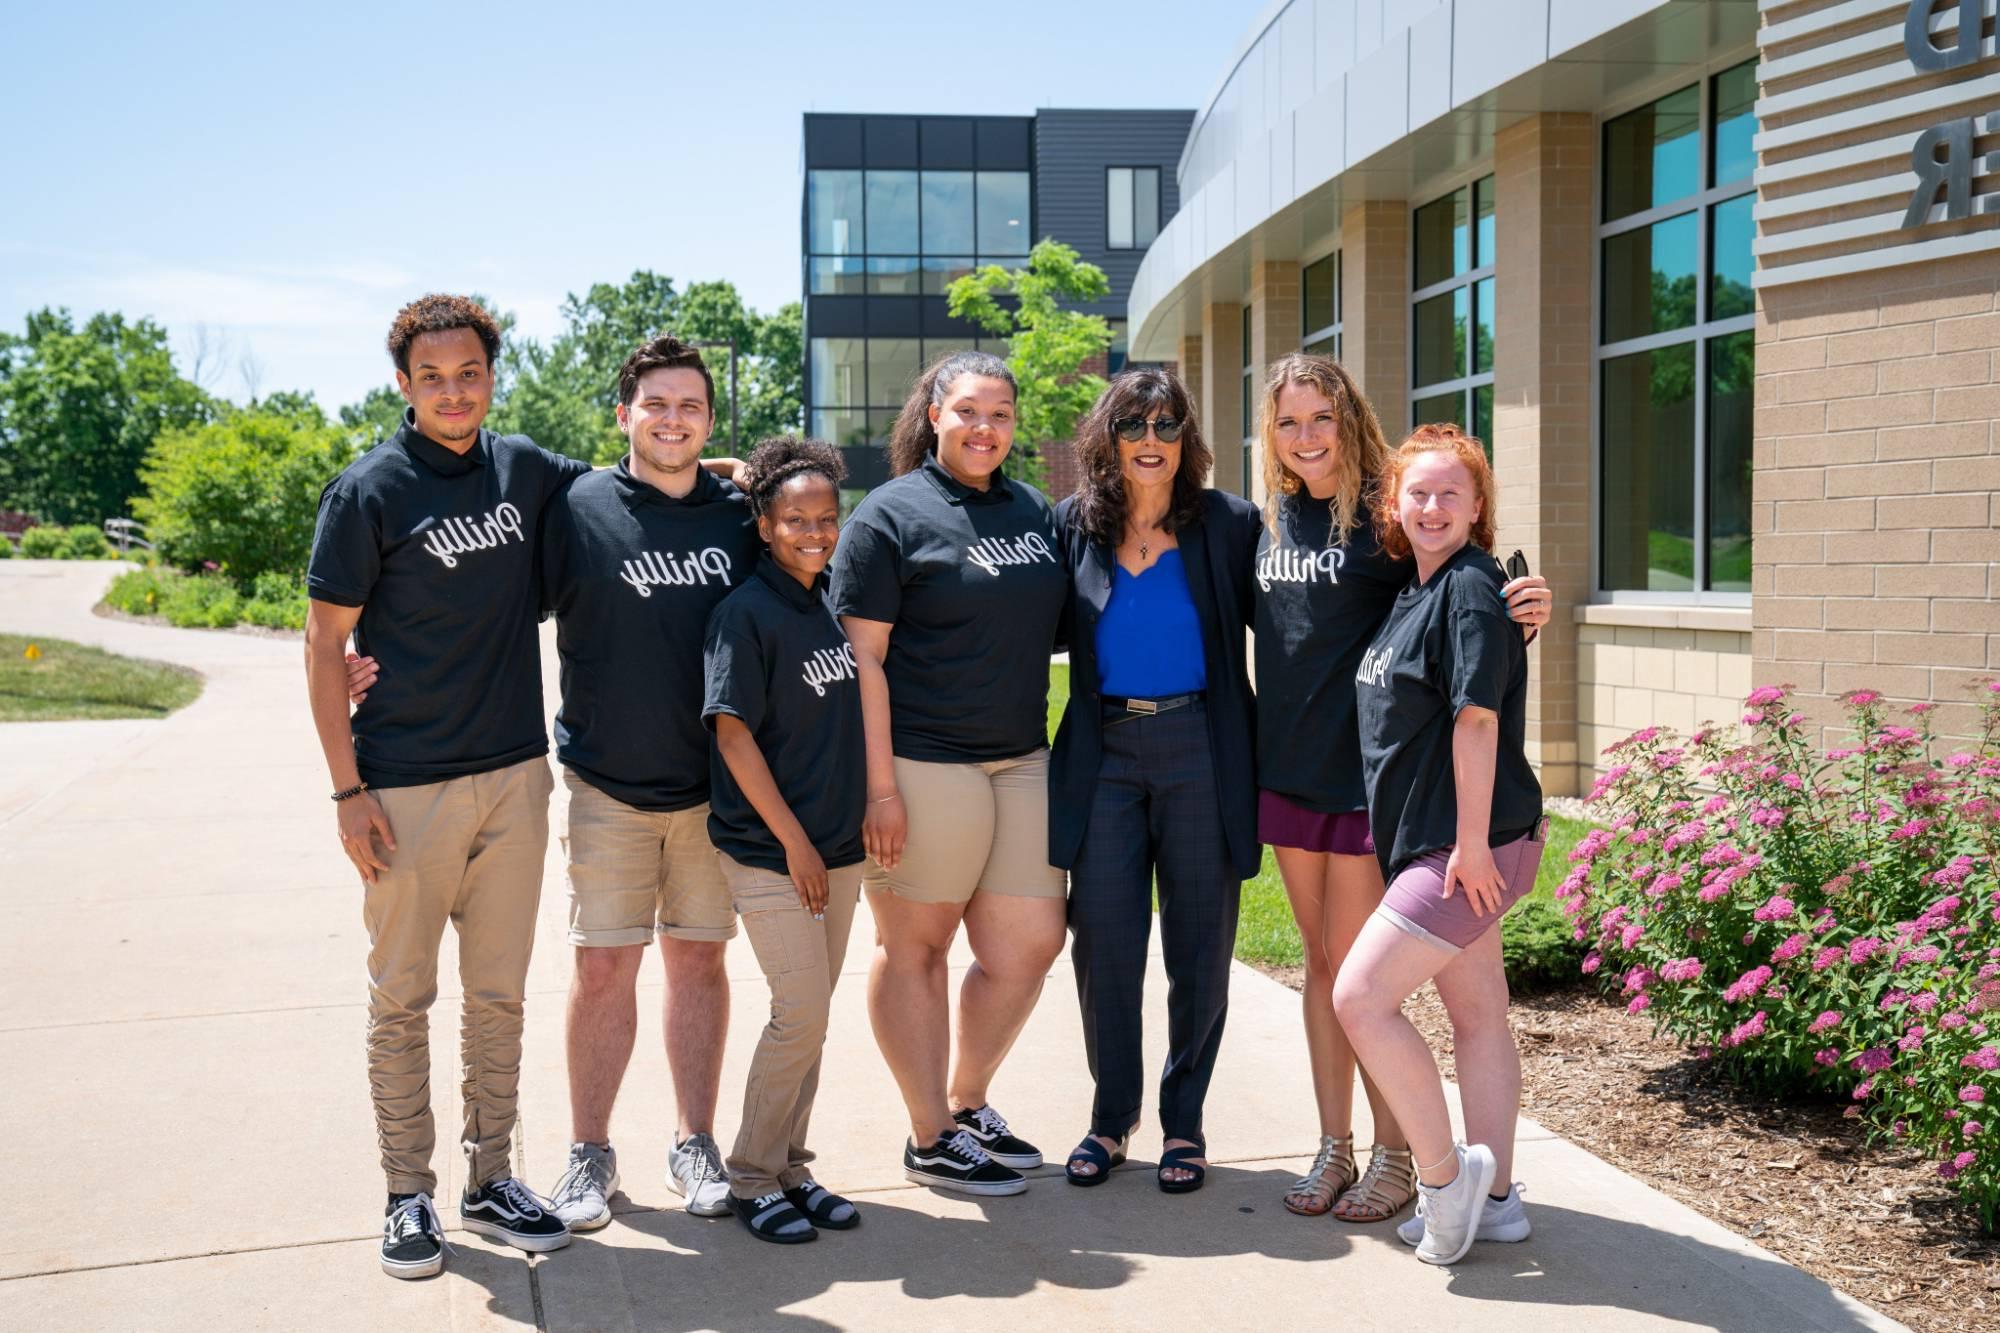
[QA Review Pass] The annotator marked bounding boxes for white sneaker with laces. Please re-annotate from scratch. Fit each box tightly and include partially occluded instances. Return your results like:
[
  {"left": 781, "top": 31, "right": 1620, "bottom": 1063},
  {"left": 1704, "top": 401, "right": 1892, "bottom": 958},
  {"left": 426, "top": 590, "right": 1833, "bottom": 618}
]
[
  {"left": 550, "top": 1142, "right": 620, "bottom": 1231},
  {"left": 668, "top": 1132, "right": 732, "bottom": 1217},
  {"left": 1413, "top": 1143, "right": 1497, "bottom": 1266},
  {"left": 1399, "top": 1181, "right": 1530, "bottom": 1246}
]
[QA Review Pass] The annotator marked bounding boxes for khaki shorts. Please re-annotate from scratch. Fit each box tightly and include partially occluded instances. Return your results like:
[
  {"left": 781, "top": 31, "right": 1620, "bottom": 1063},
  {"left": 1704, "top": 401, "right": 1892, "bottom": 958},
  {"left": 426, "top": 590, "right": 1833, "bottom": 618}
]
[
  {"left": 561, "top": 768, "right": 735, "bottom": 946},
  {"left": 864, "top": 749, "right": 1068, "bottom": 904}
]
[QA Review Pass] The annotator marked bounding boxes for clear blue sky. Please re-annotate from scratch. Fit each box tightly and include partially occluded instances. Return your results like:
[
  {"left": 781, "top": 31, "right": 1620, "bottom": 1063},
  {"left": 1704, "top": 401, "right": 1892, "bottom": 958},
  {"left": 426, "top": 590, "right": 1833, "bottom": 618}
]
[{"left": 1, "top": 0, "right": 1253, "bottom": 413}]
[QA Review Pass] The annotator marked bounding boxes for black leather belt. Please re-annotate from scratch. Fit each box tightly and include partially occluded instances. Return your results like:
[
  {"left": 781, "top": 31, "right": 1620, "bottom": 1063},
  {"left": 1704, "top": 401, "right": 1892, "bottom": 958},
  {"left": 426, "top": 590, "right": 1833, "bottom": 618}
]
[{"left": 1102, "top": 691, "right": 1204, "bottom": 720}]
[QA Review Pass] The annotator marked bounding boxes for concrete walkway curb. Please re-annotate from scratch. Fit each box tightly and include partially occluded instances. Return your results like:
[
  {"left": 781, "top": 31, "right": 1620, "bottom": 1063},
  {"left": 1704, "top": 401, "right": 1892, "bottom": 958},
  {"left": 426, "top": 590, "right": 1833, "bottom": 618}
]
[{"left": 0, "top": 562, "right": 1906, "bottom": 1331}]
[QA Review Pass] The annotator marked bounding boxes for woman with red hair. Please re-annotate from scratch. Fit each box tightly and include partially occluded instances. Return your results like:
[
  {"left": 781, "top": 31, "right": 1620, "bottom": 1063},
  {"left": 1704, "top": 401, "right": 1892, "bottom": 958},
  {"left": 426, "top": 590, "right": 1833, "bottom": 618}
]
[{"left": 1333, "top": 424, "right": 1546, "bottom": 1267}]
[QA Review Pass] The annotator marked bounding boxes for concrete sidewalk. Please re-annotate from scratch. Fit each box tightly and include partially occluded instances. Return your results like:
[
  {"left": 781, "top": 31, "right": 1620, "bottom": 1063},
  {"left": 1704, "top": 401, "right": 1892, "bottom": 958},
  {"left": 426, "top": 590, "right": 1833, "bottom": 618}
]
[{"left": 0, "top": 561, "right": 1904, "bottom": 1332}]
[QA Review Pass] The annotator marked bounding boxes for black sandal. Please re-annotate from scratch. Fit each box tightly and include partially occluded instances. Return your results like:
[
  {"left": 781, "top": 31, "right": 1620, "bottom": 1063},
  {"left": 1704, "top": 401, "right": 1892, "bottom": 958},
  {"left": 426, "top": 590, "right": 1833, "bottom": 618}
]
[
  {"left": 731, "top": 1191, "right": 817, "bottom": 1244},
  {"left": 1157, "top": 1140, "right": 1207, "bottom": 1194},
  {"left": 784, "top": 1179, "right": 859, "bottom": 1230},
  {"left": 1065, "top": 1132, "right": 1129, "bottom": 1187}
]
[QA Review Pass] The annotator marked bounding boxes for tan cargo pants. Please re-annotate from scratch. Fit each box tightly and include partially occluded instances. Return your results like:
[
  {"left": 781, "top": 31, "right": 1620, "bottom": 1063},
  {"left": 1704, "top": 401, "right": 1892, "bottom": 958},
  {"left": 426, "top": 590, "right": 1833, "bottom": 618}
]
[{"left": 362, "top": 757, "right": 553, "bottom": 1195}]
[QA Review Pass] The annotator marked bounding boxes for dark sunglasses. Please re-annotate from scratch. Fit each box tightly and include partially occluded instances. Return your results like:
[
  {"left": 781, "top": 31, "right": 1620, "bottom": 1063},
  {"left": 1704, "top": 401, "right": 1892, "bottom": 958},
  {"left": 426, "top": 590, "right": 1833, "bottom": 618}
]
[{"left": 1113, "top": 416, "right": 1184, "bottom": 443}]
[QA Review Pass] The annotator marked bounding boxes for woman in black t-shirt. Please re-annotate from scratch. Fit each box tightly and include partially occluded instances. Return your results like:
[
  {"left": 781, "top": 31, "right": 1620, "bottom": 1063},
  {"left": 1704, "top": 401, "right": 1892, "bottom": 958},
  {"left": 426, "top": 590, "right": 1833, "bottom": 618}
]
[
  {"left": 1334, "top": 425, "right": 1546, "bottom": 1268},
  {"left": 829, "top": 351, "right": 1068, "bottom": 1198},
  {"left": 702, "top": 437, "right": 867, "bottom": 1244},
  {"left": 1252, "top": 354, "right": 1551, "bottom": 1225}
]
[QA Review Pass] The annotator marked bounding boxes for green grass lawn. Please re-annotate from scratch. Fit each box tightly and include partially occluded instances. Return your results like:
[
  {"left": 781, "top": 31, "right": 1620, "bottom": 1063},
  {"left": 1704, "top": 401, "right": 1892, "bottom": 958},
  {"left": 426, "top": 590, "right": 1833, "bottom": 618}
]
[
  {"left": 0, "top": 634, "right": 203, "bottom": 721},
  {"left": 1048, "top": 660, "right": 1589, "bottom": 987}
]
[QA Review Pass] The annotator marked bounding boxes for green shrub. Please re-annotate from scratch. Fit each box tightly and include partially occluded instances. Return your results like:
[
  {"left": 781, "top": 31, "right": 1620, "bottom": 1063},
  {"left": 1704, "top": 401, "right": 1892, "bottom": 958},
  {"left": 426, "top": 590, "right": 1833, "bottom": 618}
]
[
  {"left": 0, "top": 537, "right": 12, "bottom": 559},
  {"left": 134, "top": 407, "right": 352, "bottom": 585},
  {"left": 240, "top": 571, "right": 308, "bottom": 630},
  {"left": 158, "top": 572, "right": 243, "bottom": 628},
  {"left": 61, "top": 524, "right": 115, "bottom": 559},
  {"left": 19, "top": 526, "right": 65, "bottom": 558},
  {"left": 103, "top": 566, "right": 171, "bottom": 616}
]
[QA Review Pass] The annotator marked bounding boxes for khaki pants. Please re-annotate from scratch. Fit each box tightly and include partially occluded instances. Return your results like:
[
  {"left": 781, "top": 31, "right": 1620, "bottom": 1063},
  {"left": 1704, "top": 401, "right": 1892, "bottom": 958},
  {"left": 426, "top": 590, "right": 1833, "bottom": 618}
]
[
  {"left": 363, "top": 757, "right": 553, "bottom": 1195},
  {"left": 720, "top": 854, "right": 863, "bottom": 1197}
]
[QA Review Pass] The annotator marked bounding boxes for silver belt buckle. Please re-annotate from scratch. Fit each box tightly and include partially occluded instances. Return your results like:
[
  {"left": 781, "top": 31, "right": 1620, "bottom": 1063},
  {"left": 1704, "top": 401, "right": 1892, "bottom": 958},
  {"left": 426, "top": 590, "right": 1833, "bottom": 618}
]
[{"left": 1126, "top": 697, "right": 1159, "bottom": 716}]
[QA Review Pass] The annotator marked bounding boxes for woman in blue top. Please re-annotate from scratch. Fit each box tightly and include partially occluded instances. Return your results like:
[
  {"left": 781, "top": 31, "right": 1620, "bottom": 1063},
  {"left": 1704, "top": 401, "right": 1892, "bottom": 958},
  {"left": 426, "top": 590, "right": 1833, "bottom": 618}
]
[{"left": 1049, "top": 368, "right": 1260, "bottom": 1193}]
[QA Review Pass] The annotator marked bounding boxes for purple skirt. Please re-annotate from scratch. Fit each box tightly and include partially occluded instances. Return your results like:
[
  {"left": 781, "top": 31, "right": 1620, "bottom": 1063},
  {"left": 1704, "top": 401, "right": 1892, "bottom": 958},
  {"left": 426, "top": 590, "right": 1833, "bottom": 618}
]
[{"left": 1258, "top": 789, "right": 1375, "bottom": 856}]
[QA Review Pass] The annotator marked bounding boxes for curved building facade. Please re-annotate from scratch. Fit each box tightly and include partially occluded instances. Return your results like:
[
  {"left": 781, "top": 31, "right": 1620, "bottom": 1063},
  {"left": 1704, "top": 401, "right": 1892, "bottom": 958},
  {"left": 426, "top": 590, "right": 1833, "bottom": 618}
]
[{"left": 1133, "top": 0, "right": 2000, "bottom": 793}]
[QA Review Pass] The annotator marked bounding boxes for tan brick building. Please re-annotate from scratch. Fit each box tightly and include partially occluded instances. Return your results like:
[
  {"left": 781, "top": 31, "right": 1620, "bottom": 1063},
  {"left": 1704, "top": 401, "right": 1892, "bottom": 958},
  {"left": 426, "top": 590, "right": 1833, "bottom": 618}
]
[{"left": 1126, "top": 0, "right": 2000, "bottom": 792}]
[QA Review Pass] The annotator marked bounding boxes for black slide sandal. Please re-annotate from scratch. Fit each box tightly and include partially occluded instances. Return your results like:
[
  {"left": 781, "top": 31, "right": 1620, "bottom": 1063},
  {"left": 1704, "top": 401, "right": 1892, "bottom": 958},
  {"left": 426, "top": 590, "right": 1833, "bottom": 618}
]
[
  {"left": 1065, "top": 1133, "right": 1129, "bottom": 1187},
  {"left": 1157, "top": 1142, "right": 1207, "bottom": 1194},
  {"left": 731, "top": 1192, "right": 817, "bottom": 1244}
]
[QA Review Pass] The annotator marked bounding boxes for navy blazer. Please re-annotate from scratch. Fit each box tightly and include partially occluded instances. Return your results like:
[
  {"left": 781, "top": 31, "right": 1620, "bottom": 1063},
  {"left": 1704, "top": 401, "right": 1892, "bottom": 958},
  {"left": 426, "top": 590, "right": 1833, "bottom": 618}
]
[{"left": 1048, "top": 488, "right": 1262, "bottom": 880}]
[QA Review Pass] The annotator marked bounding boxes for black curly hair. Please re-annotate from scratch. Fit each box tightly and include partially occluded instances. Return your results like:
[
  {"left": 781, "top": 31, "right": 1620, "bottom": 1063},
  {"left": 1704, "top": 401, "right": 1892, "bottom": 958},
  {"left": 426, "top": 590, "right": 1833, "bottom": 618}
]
[
  {"left": 742, "top": 435, "right": 847, "bottom": 517},
  {"left": 386, "top": 294, "right": 502, "bottom": 375}
]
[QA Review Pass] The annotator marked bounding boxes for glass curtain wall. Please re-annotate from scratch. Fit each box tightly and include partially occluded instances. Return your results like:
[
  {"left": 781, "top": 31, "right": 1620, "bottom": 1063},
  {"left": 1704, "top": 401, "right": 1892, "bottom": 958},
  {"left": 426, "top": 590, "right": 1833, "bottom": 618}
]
[
  {"left": 1303, "top": 252, "right": 1341, "bottom": 360},
  {"left": 806, "top": 165, "right": 1029, "bottom": 448},
  {"left": 1410, "top": 177, "right": 1497, "bottom": 449},
  {"left": 1597, "top": 59, "right": 1756, "bottom": 595}
]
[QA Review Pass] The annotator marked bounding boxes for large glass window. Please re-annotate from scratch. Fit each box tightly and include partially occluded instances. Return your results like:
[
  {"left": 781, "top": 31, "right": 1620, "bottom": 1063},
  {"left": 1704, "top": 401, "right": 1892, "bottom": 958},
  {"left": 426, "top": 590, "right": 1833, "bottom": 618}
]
[
  {"left": 808, "top": 170, "right": 865, "bottom": 255},
  {"left": 806, "top": 163, "right": 1036, "bottom": 452},
  {"left": 1409, "top": 175, "right": 1495, "bottom": 448},
  {"left": 1596, "top": 59, "right": 1757, "bottom": 597},
  {"left": 977, "top": 172, "right": 1031, "bottom": 256},
  {"left": 1107, "top": 167, "right": 1161, "bottom": 250},
  {"left": 1303, "top": 252, "right": 1340, "bottom": 359}
]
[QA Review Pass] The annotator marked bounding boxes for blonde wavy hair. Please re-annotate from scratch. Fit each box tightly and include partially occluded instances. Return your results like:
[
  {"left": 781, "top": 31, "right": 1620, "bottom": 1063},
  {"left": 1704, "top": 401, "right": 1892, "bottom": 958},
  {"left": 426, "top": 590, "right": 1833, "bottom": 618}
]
[
  {"left": 1257, "top": 352, "right": 1389, "bottom": 546},
  {"left": 1375, "top": 423, "right": 1499, "bottom": 562}
]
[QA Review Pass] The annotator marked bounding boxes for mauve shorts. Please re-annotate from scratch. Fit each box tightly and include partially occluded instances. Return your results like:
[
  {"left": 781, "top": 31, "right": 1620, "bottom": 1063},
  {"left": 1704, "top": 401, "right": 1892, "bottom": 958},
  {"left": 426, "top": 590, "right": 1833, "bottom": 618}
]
[
  {"left": 1376, "top": 822, "right": 1549, "bottom": 952},
  {"left": 1258, "top": 789, "right": 1375, "bottom": 856}
]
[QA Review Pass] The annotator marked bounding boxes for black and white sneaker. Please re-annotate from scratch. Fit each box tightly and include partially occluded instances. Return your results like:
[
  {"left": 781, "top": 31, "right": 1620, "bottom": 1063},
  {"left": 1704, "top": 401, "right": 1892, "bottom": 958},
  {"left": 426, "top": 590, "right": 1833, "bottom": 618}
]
[
  {"left": 904, "top": 1129, "right": 1028, "bottom": 1196},
  {"left": 953, "top": 1104, "right": 1043, "bottom": 1169},
  {"left": 461, "top": 1176, "right": 572, "bottom": 1253},
  {"left": 380, "top": 1192, "right": 445, "bottom": 1279}
]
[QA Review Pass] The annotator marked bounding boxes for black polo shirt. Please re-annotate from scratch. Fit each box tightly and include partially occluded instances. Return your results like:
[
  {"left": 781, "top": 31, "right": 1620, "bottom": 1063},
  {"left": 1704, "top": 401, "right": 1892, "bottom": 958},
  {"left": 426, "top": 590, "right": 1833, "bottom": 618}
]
[
  {"left": 1253, "top": 490, "right": 1410, "bottom": 813},
  {"left": 542, "top": 462, "right": 759, "bottom": 811},
  {"left": 702, "top": 558, "right": 866, "bottom": 874},
  {"left": 1355, "top": 544, "right": 1542, "bottom": 878},
  {"left": 828, "top": 454, "right": 1065, "bottom": 763},
  {"left": 307, "top": 414, "right": 591, "bottom": 788}
]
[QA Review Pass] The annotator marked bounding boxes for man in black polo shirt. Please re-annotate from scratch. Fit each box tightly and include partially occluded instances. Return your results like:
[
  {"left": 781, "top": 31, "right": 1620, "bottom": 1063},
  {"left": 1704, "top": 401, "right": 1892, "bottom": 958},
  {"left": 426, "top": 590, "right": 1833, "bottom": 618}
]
[
  {"left": 537, "top": 337, "right": 761, "bottom": 1232},
  {"left": 305, "top": 294, "right": 581, "bottom": 1278}
]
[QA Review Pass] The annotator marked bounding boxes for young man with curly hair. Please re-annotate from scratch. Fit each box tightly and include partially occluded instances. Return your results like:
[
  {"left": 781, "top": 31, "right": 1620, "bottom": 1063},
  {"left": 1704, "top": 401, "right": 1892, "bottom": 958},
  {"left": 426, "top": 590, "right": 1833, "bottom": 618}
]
[{"left": 305, "top": 294, "right": 589, "bottom": 1278}]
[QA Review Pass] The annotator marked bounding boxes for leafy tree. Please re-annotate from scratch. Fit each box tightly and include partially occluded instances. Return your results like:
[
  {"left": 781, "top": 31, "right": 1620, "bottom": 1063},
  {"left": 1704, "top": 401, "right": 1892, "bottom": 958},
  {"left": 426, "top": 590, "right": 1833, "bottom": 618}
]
[
  {"left": 337, "top": 384, "right": 408, "bottom": 449},
  {"left": 0, "top": 309, "right": 213, "bottom": 524},
  {"left": 134, "top": 406, "right": 353, "bottom": 584},
  {"left": 490, "top": 272, "right": 802, "bottom": 465},
  {"left": 947, "top": 240, "right": 1114, "bottom": 486}
]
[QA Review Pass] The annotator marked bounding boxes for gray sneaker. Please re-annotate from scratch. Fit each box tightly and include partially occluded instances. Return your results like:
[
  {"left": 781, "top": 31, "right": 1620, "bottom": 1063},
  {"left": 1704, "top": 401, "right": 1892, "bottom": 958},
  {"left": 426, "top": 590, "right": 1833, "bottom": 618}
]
[
  {"left": 1399, "top": 1181, "right": 1530, "bottom": 1246},
  {"left": 1413, "top": 1143, "right": 1497, "bottom": 1266},
  {"left": 668, "top": 1132, "right": 731, "bottom": 1217},
  {"left": 550, "top": 1142, "right": 620, "bottom": 1232}
]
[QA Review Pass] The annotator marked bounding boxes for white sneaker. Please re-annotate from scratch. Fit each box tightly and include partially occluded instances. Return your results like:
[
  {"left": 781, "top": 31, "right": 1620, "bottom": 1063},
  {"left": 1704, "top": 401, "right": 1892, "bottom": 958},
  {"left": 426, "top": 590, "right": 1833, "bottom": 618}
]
[
  {"left": 668, "top": 1132, "right": 732, "bottom": 1217},
  {"left": 1413, "top": 1143, "right": 1497, "bottom": 1266},
  {"left": 1399, "top": 1181, "right": 1530, "bottom": 1246},
  {"left": 550, "top": 1142, "right": 620, "bottom": 1231}
]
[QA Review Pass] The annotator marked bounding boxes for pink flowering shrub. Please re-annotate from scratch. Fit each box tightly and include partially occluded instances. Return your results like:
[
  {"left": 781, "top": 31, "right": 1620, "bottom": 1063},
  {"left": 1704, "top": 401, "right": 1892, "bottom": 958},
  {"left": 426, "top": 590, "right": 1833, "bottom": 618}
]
[{"left": 1562, "top": 684, "right": 2000, "bottom": 1229}]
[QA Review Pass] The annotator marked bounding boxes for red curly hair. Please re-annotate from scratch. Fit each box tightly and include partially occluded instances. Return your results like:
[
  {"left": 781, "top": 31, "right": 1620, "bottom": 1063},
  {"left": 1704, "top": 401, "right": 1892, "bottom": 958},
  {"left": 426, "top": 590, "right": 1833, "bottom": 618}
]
[{"left": 1375, "top": 423, "right": 1498, "bottom": 561}]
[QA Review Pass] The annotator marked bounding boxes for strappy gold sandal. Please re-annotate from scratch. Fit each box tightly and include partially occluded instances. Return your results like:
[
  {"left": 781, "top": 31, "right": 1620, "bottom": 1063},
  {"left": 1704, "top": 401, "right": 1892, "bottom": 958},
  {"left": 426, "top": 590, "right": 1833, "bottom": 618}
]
[
  {"left": 1332, "top": 1144, "right": 1417, "bottom": 1223},
  {"left": 1283, "top": 1134, "right": 1356, "bottom": 1216}
]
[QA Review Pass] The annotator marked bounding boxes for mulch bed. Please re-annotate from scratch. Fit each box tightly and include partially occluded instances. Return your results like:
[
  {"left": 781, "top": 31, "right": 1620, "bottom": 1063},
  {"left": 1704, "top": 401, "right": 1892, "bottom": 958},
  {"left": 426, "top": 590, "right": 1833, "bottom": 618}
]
[{"left": 1261, "top": 966, "right": 2000, "bottom": 1332}]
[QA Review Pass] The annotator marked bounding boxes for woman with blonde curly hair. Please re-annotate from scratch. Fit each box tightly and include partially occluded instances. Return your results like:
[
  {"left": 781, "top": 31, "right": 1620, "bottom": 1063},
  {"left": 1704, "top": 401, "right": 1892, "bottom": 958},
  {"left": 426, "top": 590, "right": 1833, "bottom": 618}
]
[
  {"left": 1251, "top": 354, "right": 1550, "bottom": 1225},
  {"left": 1333, "top": 423, "right": 1547, "bottom": 1267}
]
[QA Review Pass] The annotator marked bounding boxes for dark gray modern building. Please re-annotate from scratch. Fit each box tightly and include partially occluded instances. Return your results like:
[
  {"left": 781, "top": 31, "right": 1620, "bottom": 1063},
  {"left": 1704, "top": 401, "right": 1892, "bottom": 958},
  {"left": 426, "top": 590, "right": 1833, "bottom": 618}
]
[{"left": 800, "top": 109, "right": 1195, "bottom": 489}]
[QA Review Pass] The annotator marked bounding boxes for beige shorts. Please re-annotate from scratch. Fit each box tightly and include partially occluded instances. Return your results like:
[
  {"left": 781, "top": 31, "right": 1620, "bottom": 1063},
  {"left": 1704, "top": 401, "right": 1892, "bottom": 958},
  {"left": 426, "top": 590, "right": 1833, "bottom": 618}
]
[
  {"left": 561, "top": 768, "right": 735, "bottom": 946},
  {"left": 864, "top": 749, "right": 1069, "bottom": 904}
]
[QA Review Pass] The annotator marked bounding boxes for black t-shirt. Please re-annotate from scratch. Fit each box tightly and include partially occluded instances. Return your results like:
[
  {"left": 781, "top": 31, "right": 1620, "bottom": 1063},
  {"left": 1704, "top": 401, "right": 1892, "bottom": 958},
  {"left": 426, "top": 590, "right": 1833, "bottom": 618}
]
[
  {"left": 307, "top": 414, "right": 591, "bottom": 789},
  {"left": 828, "top": 454, "right": 1065, "bottom": 763},
  {"left": 1253, "top": 490, "right": 1410, "bottom": 813},
  {"left": 1355, "top": 544, "right": 1542, "bottom": 878},
  {"left": 702, "top": 558, "right": 866, "bottom": 874},
  {"left": 543, "top": 462, "right": 759, "bottom": 811}
]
